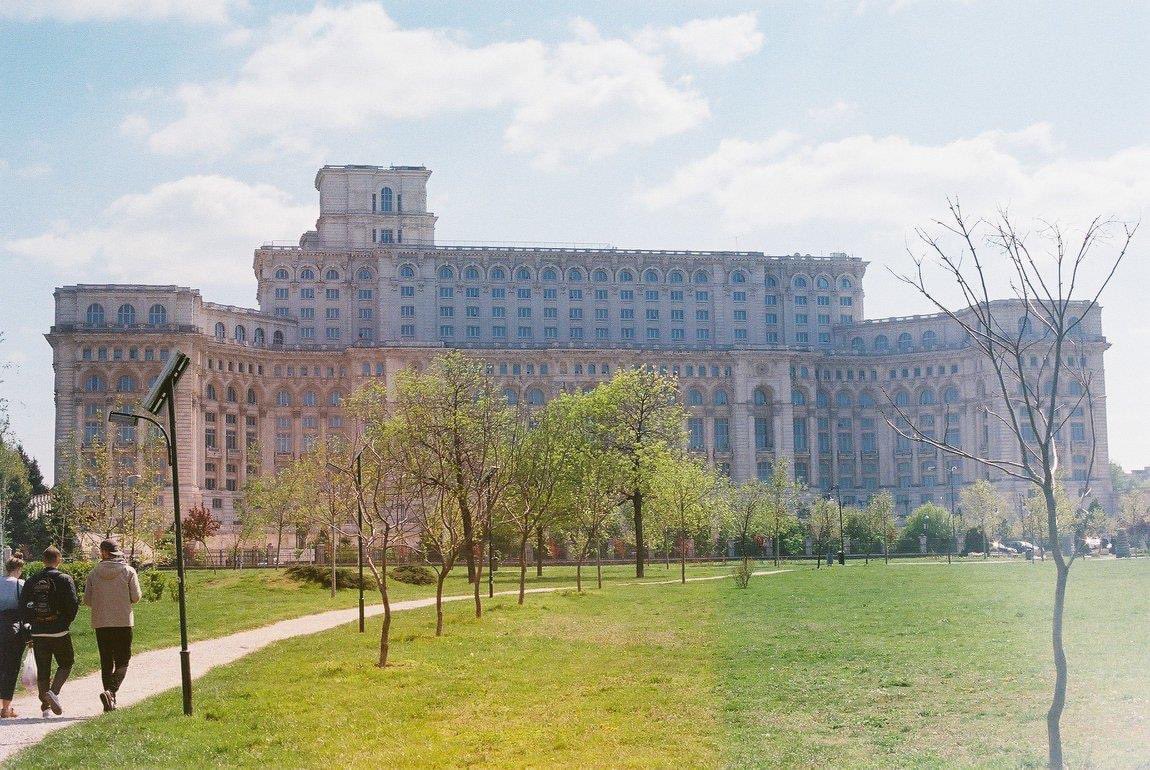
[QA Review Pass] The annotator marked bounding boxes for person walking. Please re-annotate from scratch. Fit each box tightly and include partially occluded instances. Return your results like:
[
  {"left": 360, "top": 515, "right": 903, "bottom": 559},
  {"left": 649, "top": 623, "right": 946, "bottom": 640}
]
[
  {"left": 0, "top": 556, "right": 28, "bottom": 718},
  {"left": 84, "top": 539, "right": 141, "bottom": 712},
  {"left": 25, "top": 546, "right": 79, "bottom": 718}
]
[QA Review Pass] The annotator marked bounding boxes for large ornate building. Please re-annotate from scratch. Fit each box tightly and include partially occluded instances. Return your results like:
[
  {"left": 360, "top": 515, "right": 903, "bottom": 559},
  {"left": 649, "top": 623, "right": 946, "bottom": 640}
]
[{"left": 47, "top": 164, "right": 1113, "bottom": 538}]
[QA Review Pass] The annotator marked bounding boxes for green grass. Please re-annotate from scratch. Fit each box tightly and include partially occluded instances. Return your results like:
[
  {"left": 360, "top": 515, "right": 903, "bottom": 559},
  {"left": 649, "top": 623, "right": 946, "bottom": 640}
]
[{"left": 11, "top": 559, "right": 1149, "bottom": 768}]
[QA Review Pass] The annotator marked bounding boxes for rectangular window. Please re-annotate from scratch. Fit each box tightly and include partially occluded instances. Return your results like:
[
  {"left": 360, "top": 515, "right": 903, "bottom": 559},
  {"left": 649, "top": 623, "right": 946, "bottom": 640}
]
[
  {"left": 733, "top": 291, "right": 746, "bottom": 302},
  {"left": 765, "top": 331, "right": 778, "bottom": 343},
  {"left": 439, "top": 306, "right": 454, "bottom": 317},
  {"left": 326, "top": 308, "right": 340, "bottom": 320},
  {"left": 274, "top": 288, "right": 289, "bottom": 300},
  {"left": 714, "top": 418, "right": 730, "bottom": 452},
  {"left": 569, "top": 308, "right": 583, "bottom": 320},
  {"left": 795, "top": 314, "right": 808, "bottom": 325},
  {"left": 671, "top": 309, "right": 684, "bottom": 321},
  {"left": 688, "top": 418, "right": 704, "bottom": 450},
  {"left": 400, "top": 324, "right": 415, "bottom": 337},
  {"left": 300, "top": 288, "right": 315, "bottom": 300},
  {"left": 671, "top": 290, "right": 684, "bottom": 302},
  {"left": 463, "top": 306, "right": 478, "bottom": 318},
  {"left": 696, "top": 291, "right": 709, "bottom": 302},
  {"left": 796, "top": 332, "right": 809, "bottom": 344},
  {"left": 818, "top": 314, "right": 830, "bottom": 325},
  {"left": 326, "top": 327, "right": 341, "bottom": 340},
  {"left": 671, "top": 328, "right": 685, "bottom": 340},
  {"left": 439, "top": 324, "right": 454, "bottom": 337},
  {"left": 465, "top": 287, "right": 480, "bottom": 298},
  {"left": 569, "top": 327, "right": 584, "bottom": 339},
  {"left": 274, "top": 307, "right": 289, "bottom": 317},
  {"left": 325, "top": 288, "right": 339, "bottom": 300},
  {"left": 570, "top": 289, "right": 583, "bottom": 300},
  {"left": 517, "top": 307, "right": 531, "bottom": 318},
  {"left": 696, "top": 310, "right": 710, "bottom": 321},
  {"left": 595, "top": 308, "right": 609, "bottom": 321},
  {"left": 647, "top": 328, "right": 660, "bottom": 340},
  {"left": 358, "top": 327, "right": 373, "bottom": 340},
  {"left": 357, "top": 289, "right": 373, "bottom": 301},
  {"left": 300, "top": 308, "right": 315, "bottom": 320},
  {"left": 620, "top": 308, "right": 635, "bottom": 320},
  {"left": 595, "top": 327, "right": 609, "bottom": 339},
  {"left": 544, "top": 326, "right": 558, "bottom": 339},
  {"left": 735, "top": 328, "right": 747, "bottom": 340},
  {"left": 466, "top": 325, "right": 480, "bottom": 338},
  {"left": 594, "top": 289, "right": 608, "bottom": 301},
  {"left": 358, "top": 307, "right": 373, "bottom": 320},
  {"left": 491, "top": 306, "right": 506, "bottom": 318},
  {"left": 733, "top": 310, "right": 747, "bottom": 322},
  {"left": 439, "top": 287, "right": 454, "bottom": 299},
  {"left": 517, "top": 288, "right": 531, "bottom": 300},
  {"left": 517, "top": 326, "right": 532, "bottom": 338},
  {"left": 300, "top": 327, "right": 315, "bottom": 339},
  {"left": 543, "top": 288, "right": 557, "bottom": 300},
  {"left": 492, "top": 325, "right": 506, "bottom": 338},
  {"left": 646, "top": 309, "right": 659, "bottom": 320},
  {"left": 696, "top": 328, "right": 710, "bottom": 341},
  {"left": 620, "top": 290, "right": 634, "bottom": 301},
  {"left": 400, "top": 305, "right": 415, "bottom": 318},
  {"left": 645, "top": 290, "right": 659, "bottom": 302},
  {"left": 400, "top": 286, "right": 415, "bottom": 297},
  {"left": 817, "top": 295, "right": 831, "bottom": 306},
  {"left": 840, "top": 296, "right": 853, "bottom": 306},
  {"left": 755, "top": 417, "right": 772, "bottom": 450}
]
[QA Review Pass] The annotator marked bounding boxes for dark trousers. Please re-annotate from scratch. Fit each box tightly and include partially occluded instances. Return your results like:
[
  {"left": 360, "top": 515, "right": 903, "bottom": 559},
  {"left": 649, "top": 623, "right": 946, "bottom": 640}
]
[
  {"left": 0, "top": 621, "right": 24, "bottom": 700},
  {"left": 95, "top": 627, "right": 133, "bottom": 694},
  {"left": 31, "top": 634, "right": 74, "bottom": 707}
]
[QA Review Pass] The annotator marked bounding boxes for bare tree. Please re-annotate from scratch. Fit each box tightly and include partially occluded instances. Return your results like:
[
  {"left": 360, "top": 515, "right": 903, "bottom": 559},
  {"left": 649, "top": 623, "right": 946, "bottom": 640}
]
[{"left": 888, "top": 203, "right": 1135, "bottom": 768}]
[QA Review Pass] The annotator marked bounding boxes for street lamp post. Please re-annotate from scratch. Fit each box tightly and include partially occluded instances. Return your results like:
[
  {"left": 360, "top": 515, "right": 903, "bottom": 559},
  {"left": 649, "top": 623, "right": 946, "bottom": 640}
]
[
  {"left": 828, "top": 486, "right": 845, "bottom": 565},
  {"left": 108, "top": 348, "right": 191, "bottom": 716},
  {"left": 946, "top": 465, "right": 958, "bottom": 565}
]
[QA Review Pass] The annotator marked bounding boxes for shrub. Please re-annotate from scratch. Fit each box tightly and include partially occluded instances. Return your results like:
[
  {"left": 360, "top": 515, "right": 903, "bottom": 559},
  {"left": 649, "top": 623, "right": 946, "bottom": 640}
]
[
  {"left": 284, "top": 564, "right": 363, "bottom": 590},
  {"left": 389, "top": 564, "right": 435, "bottom": 586},
  {"left": 140, "top": 569, "right": 170, "bottom": 602},
  {"left": 62, "top": 561, "right": 95, "bottom": 593}
]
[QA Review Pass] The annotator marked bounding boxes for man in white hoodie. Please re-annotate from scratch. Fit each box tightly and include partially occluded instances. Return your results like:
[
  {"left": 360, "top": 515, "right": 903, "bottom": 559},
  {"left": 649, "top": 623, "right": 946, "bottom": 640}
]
[{"left": 84, "top": 539, "right": 141, "bottom": 712}]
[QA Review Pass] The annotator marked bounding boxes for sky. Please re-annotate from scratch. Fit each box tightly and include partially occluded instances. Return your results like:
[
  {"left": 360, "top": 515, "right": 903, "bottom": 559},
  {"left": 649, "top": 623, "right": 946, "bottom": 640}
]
[{"left": 1, "top": 0, "right": 1147, "bottom": 482}]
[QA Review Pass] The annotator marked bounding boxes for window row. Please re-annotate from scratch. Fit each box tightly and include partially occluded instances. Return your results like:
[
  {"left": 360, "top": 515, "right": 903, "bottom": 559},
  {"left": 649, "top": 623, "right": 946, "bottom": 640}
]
[{"left": 85, "top": 303, "right": 168, "bottom": 327}]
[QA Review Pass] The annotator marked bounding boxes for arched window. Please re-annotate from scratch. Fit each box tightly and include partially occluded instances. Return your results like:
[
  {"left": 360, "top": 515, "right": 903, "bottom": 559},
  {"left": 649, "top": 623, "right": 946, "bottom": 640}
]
[
  {"left": 329, "top": 391, "right": 343, "bottom": 406},
  {"left": 730, "top": 270, "right": 747, "bottom": 284},
  {"left": 503, "top": 388, "right": 519, "bottom": 405},
  {"left": 897, "top": 332, "right": 912, "bottom": 352},
  {"left": 253, "top": 328, "right": 265, "bottom": 345},
  {"left": 816, "top": 390, "right": 829, "bottom": 408},
  {"left": 713, "top": 389, "right": 729, "bottom": 406},
  {"left": 399, "top": 264, "right": 416, "bottom": 279},
  {"left": 816, "top": 276, "right": 830, "bottom": 290},
  {"left": 325, "top": 269, "right": 339, "bottom": 281},
  {"left": 593, "top": 269, "right": 609, "bottom": 282},
  {"left": 214, "top": 322, "right": 226, "bottom": 340},
  {"left": 895, "top": 390, "right": 910, "bottom": 407},
  {"left": 919, "top": 389, "right": 935, "bottom": 405},
  {"left": 358, "top": 268, "right": 373, "bottom": 281},
  {"left": 116, "top": 304, "right": 136, "bottom": 326},
  {"left": 206, "top": 384, "right": 217, "bottom": 400},
  {"left": 542, "top": 268, "right": 557, "bottom": 281},
  {"left": 276, "top": 390, "right": 291, "bottom": 407},
  {"left": 527, "top": 388, "right": 545, "bottom": 406},
  {"left": 858, "top": 391, "right": 876, "bottom": 408},
  {"left": 753, "top": 388, "right": 769, "bottom": 406},
  {"left": 693, "top": 270, "right": 709, "bottom": 285},
  {"left": 643, "top": 269, "right": 659, "bottom": 283},
  {"left": 618, "top": 269, "right": 634, "bottom": 283},
  {"left": 273, "top": 330, "right": 284, "bottom": 345},
  {"left": 793, "top": 276, "right": 808, "bottom": 289},
  {"left": 766, "top": 275, "right": 778, "bottom": 288},
  {"left": 85, "top": 303, "right": 104, "bottom": 326},
  {"left": 438, "top": 265, "right": 454, "bottom": 280},
  {"left": 226, "top": 386, "right": 237, "bottom": 403},
  {"left": 147, "top": 304, "right": 167, "bottom": 326},
  {"left": 380, "top": 187, "right": 393, "bottom": 212},
  {"left": 791, "top": 388, "right": 807, "bottom": 406},
  {"left": 117, "top": 375, "right": 135, "bottom": 393},
  {"left": 688, "top": 389, "right": 703, "bottom": 406},
  {"left": 669, "top": 270, "right": 684, "bottom": 284},
  {"left": 300, "top": 268, "right": 315, "bottom": 280},
  {"left": 464, "top": 266, "right": 480, "bottom": 281},
  {"left": 234, "top": 325, "right": 246, "bottom": 343},
  {"left": 839, "top": 276, "right": 852, "bottom": 290},
  {"left": 851, "top": 337, "right": 864, "bottom": 353},
  {"left": 567, "top": 268, "right": 583, "bottom": 282},
  {"left": 875, "top": 334, "right": 889, "bottom": 351},
  {"left": 516, "top": 267, "right": 531, "bottom": 281},
  {"left": 247, "top": 388, "right": 257, "bottom": 405},
  {"left": 943, "top": 386, "right": 959, "bottom": 404},
  {"left": 275, "top": 268, "right": 290, "bottom": 280},
  {"left": 491, "top": 267, "right": 506, "bottom": 281},
  {"left": 302, "top": 391, "right": 317, "bottom": 407},
  {"left": 84, "top": 374, "right": 106, "bottom": 392},
  {"left": 836, "top": 390, "right": 853, "bottom": 408},
  {"left": 922, "top": 330, "right": 937, "bottom": 350}
]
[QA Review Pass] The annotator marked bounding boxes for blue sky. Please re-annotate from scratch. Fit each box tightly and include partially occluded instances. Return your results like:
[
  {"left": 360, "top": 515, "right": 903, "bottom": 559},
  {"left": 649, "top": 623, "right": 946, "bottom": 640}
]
[{"left": 1, "top": 0, "right": 1147, "bottom": 480}]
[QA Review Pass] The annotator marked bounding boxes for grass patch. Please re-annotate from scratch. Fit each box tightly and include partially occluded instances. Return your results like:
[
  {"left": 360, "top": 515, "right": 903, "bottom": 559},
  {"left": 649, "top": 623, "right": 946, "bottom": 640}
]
[{"left": 11, "top": 559, "right": 1147, "bottom": 768}]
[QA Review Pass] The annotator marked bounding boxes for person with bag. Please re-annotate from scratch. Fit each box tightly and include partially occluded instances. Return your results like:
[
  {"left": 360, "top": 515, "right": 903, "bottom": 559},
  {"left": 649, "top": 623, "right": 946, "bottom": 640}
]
[
  {"left": 25, "top": 546, "right": 79, "bottom": 718},
  {"left": 0, "top": 556, "right": 29, "bottom": 718},
  {"left": 84, "top": 539, "right": 141, "bottom": 712}
]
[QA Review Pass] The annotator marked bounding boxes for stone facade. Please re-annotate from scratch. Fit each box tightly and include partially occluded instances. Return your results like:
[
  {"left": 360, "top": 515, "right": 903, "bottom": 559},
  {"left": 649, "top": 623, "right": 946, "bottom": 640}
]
[{"left": 46, "top": 164, "right": 1113, "bottom": 537}]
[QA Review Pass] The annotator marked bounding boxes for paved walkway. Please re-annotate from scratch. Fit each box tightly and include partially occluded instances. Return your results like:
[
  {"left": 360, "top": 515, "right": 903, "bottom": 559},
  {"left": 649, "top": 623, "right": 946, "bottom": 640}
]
[{"left": 0, "top": 569, "right": 789, "bottom": 761}]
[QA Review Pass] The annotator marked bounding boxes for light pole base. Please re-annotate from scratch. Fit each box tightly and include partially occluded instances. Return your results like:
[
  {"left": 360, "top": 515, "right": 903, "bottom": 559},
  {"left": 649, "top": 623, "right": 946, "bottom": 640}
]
[{"left": 180, "top": 649, "right": 193, "bottom": 716}]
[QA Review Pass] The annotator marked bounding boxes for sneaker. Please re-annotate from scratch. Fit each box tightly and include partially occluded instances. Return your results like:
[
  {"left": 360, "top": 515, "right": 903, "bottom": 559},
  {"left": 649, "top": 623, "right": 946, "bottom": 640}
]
[
  {"left": 99, "top": 691, "right": 113, "bottom": 712},
  {"left": 45, "top": 690, "right": 62, "bottom": 715},
  {"left": 41, "top": 709, "right": 51, "bottom": 718}
]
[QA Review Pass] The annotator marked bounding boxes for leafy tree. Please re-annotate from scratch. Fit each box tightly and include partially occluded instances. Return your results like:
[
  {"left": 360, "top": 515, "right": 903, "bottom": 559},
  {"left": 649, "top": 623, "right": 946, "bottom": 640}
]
[
  {"left": 724, "top": 479, "right": 767, "bottom": 576},
  {"left": 649, "top": 454, "right": 720, "bottom": 584},
  {"left": 808, "top": 497, "right": 839, "bottom": 567},
  {"left": 0, "top": 439, "right": 32, "bottom": 553},
  {"left": 865, "top": 491, "right": 896, "bottom": 563},
  {"left": 182, "top": 503, "right": 221, "bottom": 553},
  {"left": 895, "top": 503, "right": 954, "bottom": 553},
  {"left": 960, "top": 480, "right": 1007, "bottom": 558},
  {"left": 764, "top": 459, "right": 801, "bottom": 566},
  {"left": 582, "top": 367, "right": 686, "bottom": 577}
]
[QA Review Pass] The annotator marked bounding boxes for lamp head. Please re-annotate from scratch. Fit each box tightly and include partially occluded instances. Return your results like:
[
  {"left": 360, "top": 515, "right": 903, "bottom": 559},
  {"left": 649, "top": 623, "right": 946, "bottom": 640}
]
[{"left": 108, "top": 408, "right": 142, "bottom": 426}]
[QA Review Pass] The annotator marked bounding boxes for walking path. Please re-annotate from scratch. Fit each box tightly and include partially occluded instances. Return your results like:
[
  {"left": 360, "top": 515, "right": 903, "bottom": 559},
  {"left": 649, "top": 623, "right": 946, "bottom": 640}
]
[{"left": 0, "top": 568, "right": 789, "bottom": 761}]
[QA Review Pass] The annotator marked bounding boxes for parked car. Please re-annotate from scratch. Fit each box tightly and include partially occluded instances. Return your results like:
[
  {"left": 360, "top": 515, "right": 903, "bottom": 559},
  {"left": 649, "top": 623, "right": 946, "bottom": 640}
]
[{"left": 990, "top": 541, "right": 1018, "bottom": 555}]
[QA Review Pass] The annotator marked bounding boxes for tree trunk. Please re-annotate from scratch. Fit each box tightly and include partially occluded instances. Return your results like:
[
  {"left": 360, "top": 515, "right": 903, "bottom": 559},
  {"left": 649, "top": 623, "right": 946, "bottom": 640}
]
[
  {"left": 435, "top": 571, "right": 447, "bottom": 636},
  {"left": 378, "top": 556, "right": 391, "bottom": 668},
  {"left": 774, "top": 523, "right": 781, "bottom": 567},
  {"left": 680, "top": 546, "right": 686, "bottom": 584},
  {"left": 460, "top": 495, "right": 476, "bottom": 583},
  {"left": 517, "top": 531, "right": 529, "bottom": 605},
  {"left": 330, "top": 525, "right": 337, "bottom": 598},
  {"left": 472, "top": 543, "right": 483, "bottom": 618},
  {"left": 576, "top": 556, "right": 582, "bottom": 592},
  {"left": 1045, "top": 480, "right": 1071, "bottom": 770},
  {"left": 596, "top": 539, "right": 603, "bottom": 590},
  {"left": 535, "top": 524, "right": 544, "bottom": 577},
  {"left": 633, "top": 490, "right": 645, "bottom": 578}
]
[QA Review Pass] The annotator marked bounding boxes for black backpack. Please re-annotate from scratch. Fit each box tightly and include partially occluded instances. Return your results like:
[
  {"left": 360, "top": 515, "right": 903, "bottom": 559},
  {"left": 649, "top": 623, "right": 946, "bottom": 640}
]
[{"left": 26, "top": 572, "right": 59, "bottom": 626}]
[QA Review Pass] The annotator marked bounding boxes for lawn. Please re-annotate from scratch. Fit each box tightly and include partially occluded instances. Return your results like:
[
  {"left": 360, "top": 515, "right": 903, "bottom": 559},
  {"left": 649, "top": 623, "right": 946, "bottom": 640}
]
[
  {"left": 10, "top": 559, "right": 1148, "bottom": 769},
  {"left": 49, "top": 560, "right": 736, "bottom": 679}
]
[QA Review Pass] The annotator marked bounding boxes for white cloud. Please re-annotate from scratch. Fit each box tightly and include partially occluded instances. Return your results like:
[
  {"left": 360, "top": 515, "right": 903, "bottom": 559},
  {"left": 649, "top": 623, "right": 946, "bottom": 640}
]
[
  {"left": 807, "top": 99, "right": 857, "bottom": 126},
  {"left": 0, "top": 0, "right": 245, "bottom": 24},
  {"left": 641, "top": 124, "right": 1150, "bottom": 232},
  {"left": 3, "top": 175, "right": 315, "bottom": 302},
  {"left": 633, "top": 13, "right": 764, "bottom": 65},
  {"left": 135, "top": 4, "right": 751, "bottom": 168}
]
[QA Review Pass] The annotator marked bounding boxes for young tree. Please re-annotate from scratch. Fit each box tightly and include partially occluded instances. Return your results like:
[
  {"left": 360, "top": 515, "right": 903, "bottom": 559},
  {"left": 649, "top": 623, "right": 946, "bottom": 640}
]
[
  {"left": 725, "top": 479, "right": 767, "bottom": 576},
  {"left": 764, "top": 459, "right": 800, "bottom": 567},
  {"left": 183, "top": 503, "right": 220, "bottom": 554},
  {"left": 890, "top": 206, "right": 1134, "bottom": 766},
  {"left": 583, "top": 367, "right": 686, "bottom": 578},
  {"left": 649, "top": 453, "right": 719, "bottom": 584},
  {"left": 960, "top": 479, "right": 1007, "bottom": 558},
  {"left": 0, "top": 439, "right": 32, "bottom": 554},
  {"left": 807, "top": 497, "right": 839, "bottom": 568},
  {"left": 864, "top": 491, "right": 896, "bottom": 563}
]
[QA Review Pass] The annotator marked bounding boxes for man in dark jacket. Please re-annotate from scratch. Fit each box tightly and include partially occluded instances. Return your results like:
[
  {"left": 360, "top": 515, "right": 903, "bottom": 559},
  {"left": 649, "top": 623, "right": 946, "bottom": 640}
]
[{"left": 25, "top": 546, "right": 79, "bottom": 717}]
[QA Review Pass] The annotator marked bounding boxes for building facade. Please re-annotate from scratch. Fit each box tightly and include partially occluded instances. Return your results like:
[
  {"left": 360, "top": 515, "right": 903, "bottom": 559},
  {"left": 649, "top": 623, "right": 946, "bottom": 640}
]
[{"left": 47, "top": 164, "right": 1113, "bottom": 536}]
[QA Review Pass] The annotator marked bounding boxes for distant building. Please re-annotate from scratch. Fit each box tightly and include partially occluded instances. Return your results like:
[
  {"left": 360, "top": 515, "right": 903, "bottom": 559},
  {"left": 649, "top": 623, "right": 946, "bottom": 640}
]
[{"left": 46, "top": 164, "right": 1114, "bottom": 543}]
